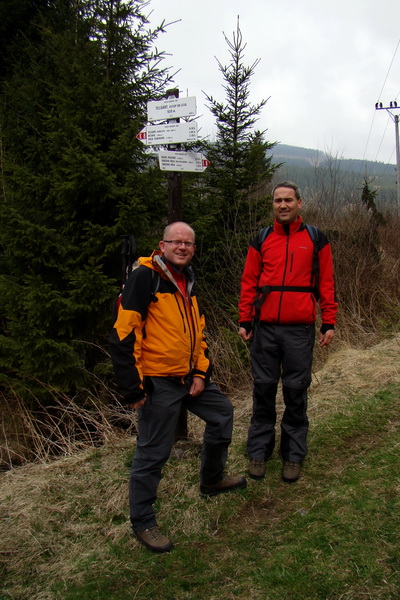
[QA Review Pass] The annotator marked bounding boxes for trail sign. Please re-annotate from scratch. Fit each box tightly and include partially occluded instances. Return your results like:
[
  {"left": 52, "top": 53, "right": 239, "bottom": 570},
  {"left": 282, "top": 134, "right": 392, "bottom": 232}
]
[
  {"left": 136, "top": 122, "right": 198, "bottom": 146},
  {"left": 158, "top": 151, "right": 210, "bottom": 172},
  {"left": 147, "top": 96, "right": 197, "bottom": 121}
]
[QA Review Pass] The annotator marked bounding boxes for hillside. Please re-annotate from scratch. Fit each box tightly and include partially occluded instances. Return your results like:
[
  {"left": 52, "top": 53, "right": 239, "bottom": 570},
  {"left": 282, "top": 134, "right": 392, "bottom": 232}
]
[
  {"left": 268, "top": 143, "right": 397, "bottom": 206},
  {"left": 269, "top": 143, "right": 396, "bottom": 173},
  {"left": 1, "top": 336, "right": 399, "bottom": 599}
]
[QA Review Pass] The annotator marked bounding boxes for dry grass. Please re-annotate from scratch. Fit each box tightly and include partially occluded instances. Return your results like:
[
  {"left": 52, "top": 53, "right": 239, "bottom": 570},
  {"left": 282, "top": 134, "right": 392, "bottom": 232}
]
[
  {"left": 1, "top": 335, "right": 399, "bottom": 598},
  {"left": 309, "top": 333, "right": 400, "bottom": 419},
  {"left": 0, "top": 443, "right": 128, "bottom": 596},
  {"left": 2, "top": 331, "right": 398, "bottom": 471},
  {"left": 0, "top": 389, "right": 137, "bottom": 469}
]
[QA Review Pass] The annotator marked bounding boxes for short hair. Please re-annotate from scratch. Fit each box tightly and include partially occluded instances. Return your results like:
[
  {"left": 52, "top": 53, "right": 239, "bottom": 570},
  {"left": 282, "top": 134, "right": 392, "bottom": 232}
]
[
  {"left": 272, "top": 181, "right": 302, "bottom": 200},
  {"left": 163, "top": 221, "right": 195, "bottom": 241}
]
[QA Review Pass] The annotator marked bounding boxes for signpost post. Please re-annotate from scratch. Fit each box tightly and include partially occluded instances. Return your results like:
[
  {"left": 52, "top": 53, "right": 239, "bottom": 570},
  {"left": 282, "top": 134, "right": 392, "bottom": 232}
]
[
  {"left": 164, "top": 88, "right": 183, "bottom": 224},
  {"left": 136, "top": 89, "right": 211, "bottom": 440},
  {"left": 151, "top": 87, "right": 206, "bottom": 440}
]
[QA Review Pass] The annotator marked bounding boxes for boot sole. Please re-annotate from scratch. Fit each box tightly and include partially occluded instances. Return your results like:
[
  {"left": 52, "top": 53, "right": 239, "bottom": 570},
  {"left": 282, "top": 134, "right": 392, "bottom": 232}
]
[
  {"left": 200, "top": 478, "right": 247, "bottom": 497},
  {"left": 248, "top": 472, "right": 266, "bottom": 480},
  {"left": 133, "top": 531, "right": 173, "bottom": 553},
  {"left": 282, "top": 475, "right": 300, "bottom": 484}
]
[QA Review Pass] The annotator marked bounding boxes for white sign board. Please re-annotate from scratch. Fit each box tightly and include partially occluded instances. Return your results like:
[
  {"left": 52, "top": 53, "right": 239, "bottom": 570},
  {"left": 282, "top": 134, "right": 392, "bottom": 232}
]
[
  {"left": 136, "top": 122, "right": 198, "bottom": 145},
  {"left": 147, "top": 96, "right": 197, "bottom": 121},
  {"left": 158, "top": 151, "right": 210, "bottom": 172}
]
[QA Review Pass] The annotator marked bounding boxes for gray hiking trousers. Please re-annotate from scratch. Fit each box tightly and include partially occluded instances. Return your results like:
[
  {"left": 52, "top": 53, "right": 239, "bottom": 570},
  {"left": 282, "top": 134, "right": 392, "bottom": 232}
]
[
  {"left": 130, "top": 376, "right": 233, "bottom": 531},
  {"left": 247, "top": 323, "right": 315, "bottom": 463}
]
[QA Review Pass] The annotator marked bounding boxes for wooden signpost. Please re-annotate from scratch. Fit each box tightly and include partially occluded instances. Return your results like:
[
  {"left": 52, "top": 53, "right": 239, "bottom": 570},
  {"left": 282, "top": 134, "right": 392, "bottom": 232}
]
[{"left": 137, "top": 88, "right": 210, "bottom": 439}]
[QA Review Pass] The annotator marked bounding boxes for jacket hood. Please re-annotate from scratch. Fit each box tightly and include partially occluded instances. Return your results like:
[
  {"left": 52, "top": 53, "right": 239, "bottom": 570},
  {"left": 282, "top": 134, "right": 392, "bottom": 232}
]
[
  {"left": 138, "top": 250, "right": 194, "bottom": 292},
  {"left": 138, "top": 250, "right": 160, "bottom": 271}
]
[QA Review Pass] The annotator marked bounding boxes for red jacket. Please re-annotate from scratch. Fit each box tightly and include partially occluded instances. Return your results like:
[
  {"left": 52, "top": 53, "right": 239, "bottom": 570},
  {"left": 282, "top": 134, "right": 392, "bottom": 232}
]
[{"left": 239, "top": 217, "right": 337, "bottom": 329}]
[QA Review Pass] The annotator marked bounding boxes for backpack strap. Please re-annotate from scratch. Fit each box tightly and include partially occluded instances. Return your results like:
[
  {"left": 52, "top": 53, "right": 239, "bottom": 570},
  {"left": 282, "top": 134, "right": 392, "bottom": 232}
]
[
  {"left": 254, "top": 225, "right": 273, "bottom": 251},
  {"left": 252, "top": 284, "right": 316, "bottom": 317},
  {"left": 150, "top": 270, "right": 160, "bottom": 303},
  {"left": 304, "top": 224, "right": 320, "bottom": 300}
]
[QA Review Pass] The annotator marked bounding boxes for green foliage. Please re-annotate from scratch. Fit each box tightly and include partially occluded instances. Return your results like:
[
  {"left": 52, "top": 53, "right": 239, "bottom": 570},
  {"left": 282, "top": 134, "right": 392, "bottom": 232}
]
[
  {"left": 202, "top": 18, "right": 278, "bottom": 228},
  {"left": 361, "top": 177, "right": 385, "bottom": 226},
  {"left": 0, "top": 0, "right": 171, "bottom": 404}
]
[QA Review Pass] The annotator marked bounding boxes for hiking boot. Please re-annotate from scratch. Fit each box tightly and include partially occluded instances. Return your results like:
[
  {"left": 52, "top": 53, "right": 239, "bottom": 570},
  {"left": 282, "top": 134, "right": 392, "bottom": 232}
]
[
  {"left": 134, "top": 526, "right": 173, "bottom": 553},
  {"left": 282, "top": 461, "right": 301, "bottom": 483},
  {"left": 248, "top": 459, "right": 267, "bottom": 480},
  {"left": 200, "top": 474, "right": 247, "bottom": 497}
]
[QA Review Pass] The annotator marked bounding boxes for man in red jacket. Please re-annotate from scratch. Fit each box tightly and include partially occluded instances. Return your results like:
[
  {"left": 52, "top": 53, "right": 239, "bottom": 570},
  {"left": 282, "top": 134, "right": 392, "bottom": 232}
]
[{"left": 238, "top": 181, "right": 337, "bottom": 483}]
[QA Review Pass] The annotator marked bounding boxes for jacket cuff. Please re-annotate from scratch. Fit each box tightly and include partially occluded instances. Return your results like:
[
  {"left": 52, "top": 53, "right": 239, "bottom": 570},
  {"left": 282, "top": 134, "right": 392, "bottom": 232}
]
[
  {"left": 192, "top": 368, "right": 212, "bottom": 384},
  {"left": 320, "top": 324, "right": 335, "bottom": 334},
  {"left": 239, "top": 322, "right": 253, "bottom": 335},
  {"left": 192, "top": 370, "right": 206, "bottom": 379}
]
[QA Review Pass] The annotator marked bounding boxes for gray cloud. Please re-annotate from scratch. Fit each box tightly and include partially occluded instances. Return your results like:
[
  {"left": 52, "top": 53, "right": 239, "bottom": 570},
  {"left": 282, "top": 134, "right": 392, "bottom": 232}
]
[{"left": 148, "top": 0, "right": 400, "bottom": 164}]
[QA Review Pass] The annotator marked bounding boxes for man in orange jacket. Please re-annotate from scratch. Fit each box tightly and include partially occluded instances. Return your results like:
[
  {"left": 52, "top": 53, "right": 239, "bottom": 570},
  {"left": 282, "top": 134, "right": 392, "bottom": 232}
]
[
  {"left": 110, "top": 221, "right": 246, "bottom": 553},
  {"left": 239, "top": 182, "right": 337, "bottom": 484}
]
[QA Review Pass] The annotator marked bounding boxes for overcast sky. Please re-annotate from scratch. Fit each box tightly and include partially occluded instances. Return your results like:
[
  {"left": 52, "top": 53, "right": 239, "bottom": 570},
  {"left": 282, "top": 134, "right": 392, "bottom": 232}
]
[{"left": 146, "top": 0, "right": 400, "bottom": 165}]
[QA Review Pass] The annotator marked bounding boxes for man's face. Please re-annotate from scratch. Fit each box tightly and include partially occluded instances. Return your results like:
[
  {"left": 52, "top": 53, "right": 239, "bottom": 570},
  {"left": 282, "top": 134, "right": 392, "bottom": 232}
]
[
  {"left": 159, "top": 224, "right": 196, "bottom": 271},
  {"left": 272, "top": 186, "right": 303, "bottom": 224}
]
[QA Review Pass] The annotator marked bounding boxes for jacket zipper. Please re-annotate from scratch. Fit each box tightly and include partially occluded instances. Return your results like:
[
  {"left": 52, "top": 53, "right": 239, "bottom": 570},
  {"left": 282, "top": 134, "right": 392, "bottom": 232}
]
[
  {"left": 174, "top": 294, "right": 186, "bottom": 333},
  {"left": 277, "top": 230, "right": 290, "bottom": 322},
  {"left": 174, "top": 290, "right": 197, "bottom": 371},
  {"left": 160, "top": 258, "right": 198, "bottom": 372}
]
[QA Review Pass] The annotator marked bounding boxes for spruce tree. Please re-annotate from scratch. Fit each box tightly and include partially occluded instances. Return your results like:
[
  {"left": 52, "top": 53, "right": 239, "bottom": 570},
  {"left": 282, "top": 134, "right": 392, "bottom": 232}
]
[
  {"left": 0, "top": 0, "right": 172, "bottom": 404},
  {"left": 201, "top": 18, "right": 278, "bottom": 235},
  {"left": 191, "top": 19, "right": 278, "bottom": 331}
]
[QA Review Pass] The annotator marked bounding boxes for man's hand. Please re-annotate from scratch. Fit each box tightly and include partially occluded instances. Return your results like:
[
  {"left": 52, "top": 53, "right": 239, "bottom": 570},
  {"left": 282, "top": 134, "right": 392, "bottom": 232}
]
[
  {"left": 319, "top": 330, "right": 335, "bottom": 347},
  {"left": 130, "top": 396, "right": 147, "bottom": 409},
  {"left": 239, "top": 326, "right": 253, "bottom": 342},
  {"left": 189, "top": 376, "right": 205, "bottom": 397}
]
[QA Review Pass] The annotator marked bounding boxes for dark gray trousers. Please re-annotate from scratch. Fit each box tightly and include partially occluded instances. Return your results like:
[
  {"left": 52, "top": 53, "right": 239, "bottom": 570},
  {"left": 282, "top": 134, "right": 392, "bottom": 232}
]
[
  {"left": 130, "top": 376, "right": 233, "bottom": 531},
  {"left": 247, "top": 323, "right": 315, "bottom": 463}
]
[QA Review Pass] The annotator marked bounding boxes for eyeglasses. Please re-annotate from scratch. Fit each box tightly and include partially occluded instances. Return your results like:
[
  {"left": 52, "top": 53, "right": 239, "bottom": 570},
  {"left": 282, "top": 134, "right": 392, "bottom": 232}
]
[{"left": 163, "top": 240, "right": 196, "bottom": 248}]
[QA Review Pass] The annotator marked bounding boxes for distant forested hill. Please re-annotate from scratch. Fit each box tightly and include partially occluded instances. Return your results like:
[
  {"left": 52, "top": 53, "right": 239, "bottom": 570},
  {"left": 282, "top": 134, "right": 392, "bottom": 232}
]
[{"left": 267, "top": 144, "right": 397, "bottom": 207}]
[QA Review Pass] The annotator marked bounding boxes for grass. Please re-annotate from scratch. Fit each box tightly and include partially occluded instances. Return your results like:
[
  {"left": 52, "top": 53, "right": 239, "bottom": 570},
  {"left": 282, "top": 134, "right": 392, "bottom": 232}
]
[{"left": 1, "top": 386, "right": 399, "bottom": 600}]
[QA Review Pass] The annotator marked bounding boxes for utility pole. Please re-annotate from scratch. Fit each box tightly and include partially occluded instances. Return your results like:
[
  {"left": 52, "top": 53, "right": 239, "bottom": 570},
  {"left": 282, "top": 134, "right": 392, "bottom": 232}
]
[{"left": 375, "top": 101, "right": 400, "bottom": 209}]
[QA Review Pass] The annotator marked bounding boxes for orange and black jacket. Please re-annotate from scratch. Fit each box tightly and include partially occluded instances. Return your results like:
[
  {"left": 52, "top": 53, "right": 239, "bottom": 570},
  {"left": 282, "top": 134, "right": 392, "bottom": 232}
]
[
  {"left": 109, "top": 251, "right": 211, "bottom": 405},
  {"left": 239, "top": 217, "right": 337, "bottom": 333}
]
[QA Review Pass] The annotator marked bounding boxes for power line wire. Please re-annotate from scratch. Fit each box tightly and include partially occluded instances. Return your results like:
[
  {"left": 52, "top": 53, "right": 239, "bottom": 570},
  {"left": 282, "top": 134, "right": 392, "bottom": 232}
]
[
  {"left": 377, "top": 38, "right": 400, "bottom": 102},
  {"left": 362, "top": 37, "right": 400, "bottom": 163},
  {"left": 374, "top": 115, "right": 391, "bottom": 162}
]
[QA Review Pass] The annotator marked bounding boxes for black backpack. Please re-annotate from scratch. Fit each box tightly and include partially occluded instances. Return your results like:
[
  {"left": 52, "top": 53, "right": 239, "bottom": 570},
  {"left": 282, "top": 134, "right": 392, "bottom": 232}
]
[{"left": 112, "top": 235, "right": 160, "bottom": 322}]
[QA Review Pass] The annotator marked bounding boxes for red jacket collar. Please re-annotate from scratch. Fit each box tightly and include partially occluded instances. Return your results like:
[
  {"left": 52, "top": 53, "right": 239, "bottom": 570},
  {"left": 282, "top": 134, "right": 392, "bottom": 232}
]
[{"left": 273, "top": 216, "right": 303, "bottom": 235}]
